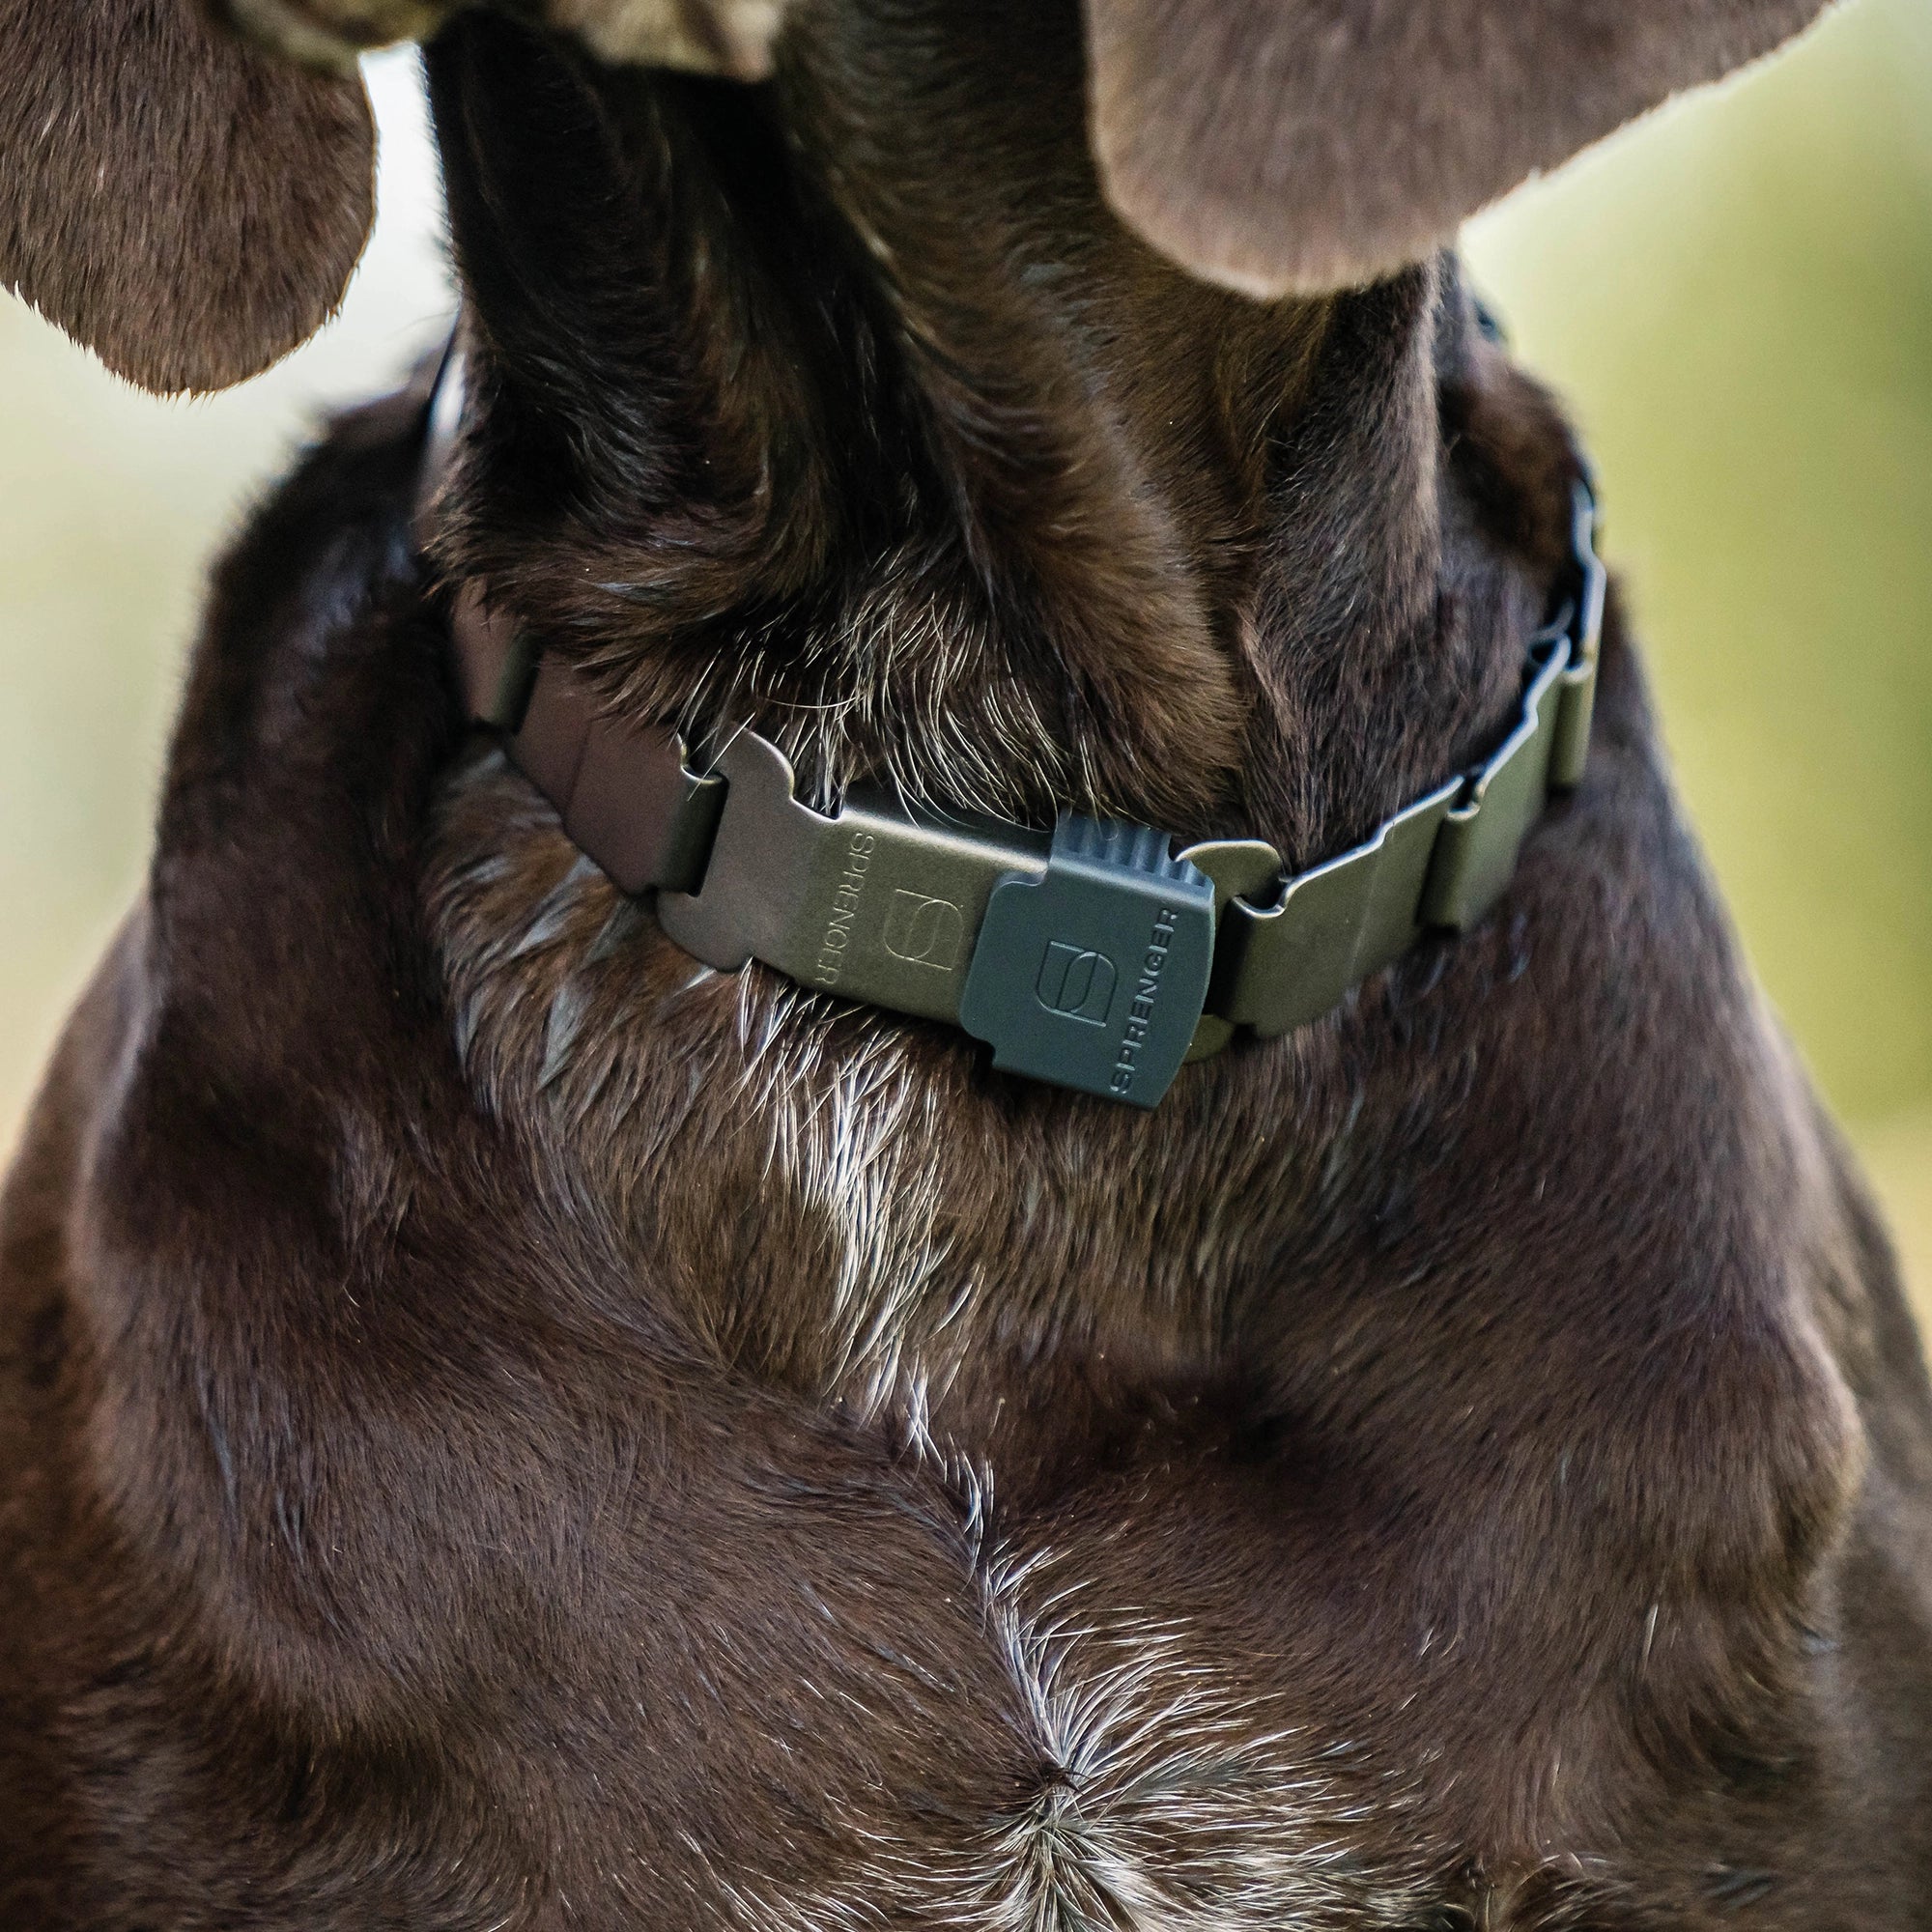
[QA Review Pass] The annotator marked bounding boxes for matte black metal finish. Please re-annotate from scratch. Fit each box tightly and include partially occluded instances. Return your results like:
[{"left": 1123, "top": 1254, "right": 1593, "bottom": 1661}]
[{"left": 658, "top": 730, "right": 1051, "bottom": 1026}]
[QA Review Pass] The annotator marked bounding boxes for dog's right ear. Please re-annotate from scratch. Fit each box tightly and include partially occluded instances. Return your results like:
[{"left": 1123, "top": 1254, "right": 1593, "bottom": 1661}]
[
  {"left": 0, "top": 0, "right": 376, "bottom": 395},
  {"left": 1086, "top": 0, "right": 1835, "bottom": 299}
]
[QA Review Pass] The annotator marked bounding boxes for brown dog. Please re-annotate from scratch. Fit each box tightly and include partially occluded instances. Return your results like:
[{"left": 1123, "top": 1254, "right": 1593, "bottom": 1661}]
[{"left": 5, "top": 0, "right": 1929, "bottom": 1923}]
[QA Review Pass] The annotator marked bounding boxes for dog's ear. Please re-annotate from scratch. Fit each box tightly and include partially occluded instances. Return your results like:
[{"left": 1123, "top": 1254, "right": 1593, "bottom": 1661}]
[
  {"left": 0, "top": 0, "right": 376, "bottom": 394},
  {"left": 1086, "top": 0, "right": 1834, "bottom": 298}
]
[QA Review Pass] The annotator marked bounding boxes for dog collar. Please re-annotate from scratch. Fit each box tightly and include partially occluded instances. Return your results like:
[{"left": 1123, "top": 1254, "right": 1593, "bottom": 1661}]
[{"left": 419, "top": 348, "right": 1604, "bottom": 1108}]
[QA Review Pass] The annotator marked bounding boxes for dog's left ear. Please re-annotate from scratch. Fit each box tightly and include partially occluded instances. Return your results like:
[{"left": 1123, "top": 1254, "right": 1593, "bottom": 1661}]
[
  {"left": 0, "top": 0, "right": 375, "bottom": 394},
  {"left": 1086, "top": 0, "right": 1834, "bottom": 297}
]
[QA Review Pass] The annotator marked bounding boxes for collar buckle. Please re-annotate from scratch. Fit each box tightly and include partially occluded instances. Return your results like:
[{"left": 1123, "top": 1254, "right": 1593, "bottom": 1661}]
[
  {"left": 959, "top": 818, "right": 1217, "bottom": 1108},
  {"left": 657, "top": 731, "right": 1217, "bottom": 1104}
]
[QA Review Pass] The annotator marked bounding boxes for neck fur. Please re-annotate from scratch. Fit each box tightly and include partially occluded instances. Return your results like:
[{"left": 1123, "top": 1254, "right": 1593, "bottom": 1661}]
[{"left": 421, "top": 14, "right": 1577, "bottom": 872}]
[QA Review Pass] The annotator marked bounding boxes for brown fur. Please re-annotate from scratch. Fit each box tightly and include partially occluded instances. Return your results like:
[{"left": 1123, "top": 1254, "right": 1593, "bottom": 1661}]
[
  {"left": 0, "top": 0, "right": 374, "bottom": 393},
  {"left": 1086, "top": 0, "right": 1844, "bottom": 295},
  {"left": 4, "top": 0, "right": 1930, "bottom": 1925}
]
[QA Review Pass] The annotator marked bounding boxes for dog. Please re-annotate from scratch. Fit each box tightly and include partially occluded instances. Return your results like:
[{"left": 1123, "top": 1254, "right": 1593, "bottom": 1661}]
[{"left": 4, "top": 0, "right": 1930, "bottom": 1922}]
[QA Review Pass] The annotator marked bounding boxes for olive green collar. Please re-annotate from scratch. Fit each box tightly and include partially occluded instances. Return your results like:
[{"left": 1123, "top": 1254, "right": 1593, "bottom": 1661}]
[{"left": 420, "top": 346, "right": 1605, "bottom": 1108}]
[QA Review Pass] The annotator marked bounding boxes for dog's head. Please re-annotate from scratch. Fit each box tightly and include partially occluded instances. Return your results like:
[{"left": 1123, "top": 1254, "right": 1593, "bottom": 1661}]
[{"left": 2, "top": 0, "right": 1833, "bottom": 395}]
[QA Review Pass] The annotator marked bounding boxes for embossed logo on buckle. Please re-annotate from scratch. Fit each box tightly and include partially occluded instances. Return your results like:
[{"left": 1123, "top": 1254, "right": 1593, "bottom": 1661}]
[
  {"left": 1037, "top": 943, "right": 1117, "bottom": 1024},
  {"left": 958, "top": 817, "right": 1216, "bottom": 1107},
  {"left": 883, "top": 890, "right": 966, "bottom": 971}
]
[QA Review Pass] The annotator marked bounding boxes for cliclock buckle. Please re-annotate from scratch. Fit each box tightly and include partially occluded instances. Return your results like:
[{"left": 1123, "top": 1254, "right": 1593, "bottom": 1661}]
[
  {"left": 656, "top": 731, "right": 1217, "bottom": 1107},
  {"left": 959, "top": 817, "right": 1216, "bottom": 1107}
]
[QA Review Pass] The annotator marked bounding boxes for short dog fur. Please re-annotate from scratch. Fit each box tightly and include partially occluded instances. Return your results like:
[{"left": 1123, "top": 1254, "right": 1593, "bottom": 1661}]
[{"left": 4, "top": 0, "right": 1930, "bottom": 1924}]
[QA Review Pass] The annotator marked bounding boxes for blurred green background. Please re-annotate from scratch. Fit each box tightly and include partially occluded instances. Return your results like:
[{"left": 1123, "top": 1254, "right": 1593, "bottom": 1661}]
[{"left": 1, "top": 14, "right": 1927, "bottom": 1308}]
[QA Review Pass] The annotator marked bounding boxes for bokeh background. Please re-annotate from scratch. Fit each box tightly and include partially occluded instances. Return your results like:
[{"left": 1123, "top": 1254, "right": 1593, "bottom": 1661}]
[{"left": 2, "top": 10, "right": 1927, "bottom": 1311}]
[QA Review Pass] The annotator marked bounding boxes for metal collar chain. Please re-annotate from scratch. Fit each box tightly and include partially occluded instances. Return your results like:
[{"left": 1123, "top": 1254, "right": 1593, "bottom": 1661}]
[{"left": 422, "top": 354, "right": 1605, "bottom": 1108}]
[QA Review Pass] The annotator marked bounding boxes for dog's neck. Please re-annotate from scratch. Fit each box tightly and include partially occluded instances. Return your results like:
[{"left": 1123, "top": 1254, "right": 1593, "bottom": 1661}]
[
  {"left": 420, "top": 18, "right": 1577, "bottom": 875},
  {"left": 415, "top": 14, "right": 1613, "bottom": 1447},
  {"left": 400, "top": 30, "right": 1858, "bottom": 1656}
]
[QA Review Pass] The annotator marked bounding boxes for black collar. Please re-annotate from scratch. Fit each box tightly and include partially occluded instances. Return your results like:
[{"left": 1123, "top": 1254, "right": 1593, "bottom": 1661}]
[{"left": 418, "top": 339, "right": 1605, "bottom": 1108}]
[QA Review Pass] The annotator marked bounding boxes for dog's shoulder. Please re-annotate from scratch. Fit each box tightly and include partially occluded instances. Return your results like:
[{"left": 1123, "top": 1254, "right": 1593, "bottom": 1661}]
[{"left": 0, "top": 387, "right": 461, "bottom": 1924}]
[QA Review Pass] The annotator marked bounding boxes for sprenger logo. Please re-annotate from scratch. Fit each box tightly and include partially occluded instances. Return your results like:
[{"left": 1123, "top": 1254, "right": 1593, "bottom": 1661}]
[
  {"left": 883, "top": 890, "right": 964, "bottom": 970},
  {"left": 1037, "top": 942, "right": 1117, "bottom": 1025},
  {"left": 811, "top": 830, "right": 876, "bottom": 986},
  {"left": 1108, "top": 906, "right": 1179, "bottom": 1097}
]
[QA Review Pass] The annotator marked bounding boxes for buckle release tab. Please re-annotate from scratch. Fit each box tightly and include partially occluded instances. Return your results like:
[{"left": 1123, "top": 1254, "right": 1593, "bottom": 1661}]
[{"left": 958, "top": 817, "right": 1215, "bottom": 1107}]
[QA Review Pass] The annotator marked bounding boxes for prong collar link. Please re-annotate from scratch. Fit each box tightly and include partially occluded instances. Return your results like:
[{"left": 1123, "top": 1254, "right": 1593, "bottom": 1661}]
[{"left": 442, "top": 473, "right": 1603, "bottom": 1108}]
